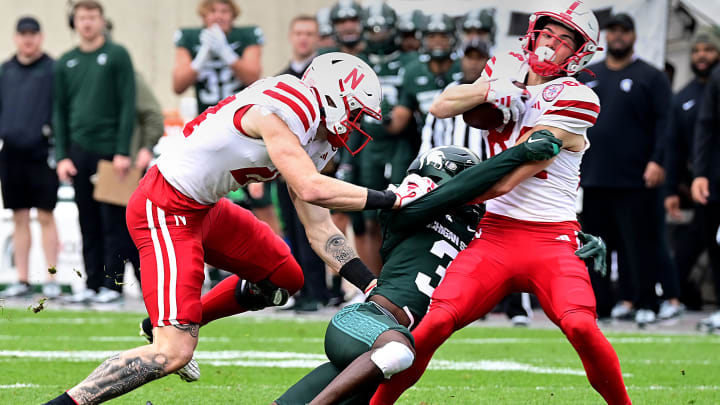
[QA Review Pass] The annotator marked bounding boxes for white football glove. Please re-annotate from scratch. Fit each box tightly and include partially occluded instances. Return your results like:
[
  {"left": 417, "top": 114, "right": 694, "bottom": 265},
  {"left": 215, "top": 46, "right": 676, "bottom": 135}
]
[
  {"left": 485, "top": 78, "right": 530, "bottom": 124},
  {"left": 205, "top": 24, "right": 239, "bottom": 66},
  {"left": 190, "top": 29, "right": 213, "bottom": 72},
  {"left": 389, "top": 173, "right": 437, "bottom": 208}
]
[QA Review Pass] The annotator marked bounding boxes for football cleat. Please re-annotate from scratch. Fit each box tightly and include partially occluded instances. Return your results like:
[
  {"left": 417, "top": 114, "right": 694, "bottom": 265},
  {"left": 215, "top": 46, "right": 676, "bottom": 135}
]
[
  {"left": 139, "top": 317, "right": 201, "bottom": 382},
  {"left": 696, "top": 311, "right": 720, "bottom": 333},
  {"left": 235, "top": 279, "right": 290, "bottom": 311},
  {"left": 634, "top": 309, "right": 656, "bottom": 328}
]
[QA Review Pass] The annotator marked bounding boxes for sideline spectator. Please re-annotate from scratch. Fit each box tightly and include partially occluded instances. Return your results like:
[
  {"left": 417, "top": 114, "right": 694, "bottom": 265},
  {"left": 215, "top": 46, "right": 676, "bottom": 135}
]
[
  {"left": 172, "top": 0, "right": 263, "bottom": 115},
  {"left": 693, "top": 29, "right": 720, "bottom": 331},
  {"left": 663, "top": 27, "right": 720, "bottom": 316},
  {"left": 579, "top": 13, "right": 672, "bottom": 325},
  {"left": 0, "top": 17, "right": 60, "bottom": 298},
  {"left": 54, "top": 0, "right": 136, "bottom": 304}
]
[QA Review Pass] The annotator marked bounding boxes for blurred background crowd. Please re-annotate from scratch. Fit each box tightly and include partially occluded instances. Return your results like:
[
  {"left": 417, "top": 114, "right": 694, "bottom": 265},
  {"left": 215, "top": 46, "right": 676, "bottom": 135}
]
[{"left": 0, "top": 0, "right": 719, "bottom": 331}]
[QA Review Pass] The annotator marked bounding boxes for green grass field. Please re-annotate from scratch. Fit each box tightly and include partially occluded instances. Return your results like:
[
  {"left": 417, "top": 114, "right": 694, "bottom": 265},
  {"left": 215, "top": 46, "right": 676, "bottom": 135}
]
[{"left": 1, "top": 307, "right": 718, "bottom": 404}]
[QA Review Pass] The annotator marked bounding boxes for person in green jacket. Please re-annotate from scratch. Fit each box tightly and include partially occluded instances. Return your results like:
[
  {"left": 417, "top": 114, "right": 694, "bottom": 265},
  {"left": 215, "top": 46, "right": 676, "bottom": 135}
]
[{"left": 53, "top": 0, "right": 136, "bottom": 305}]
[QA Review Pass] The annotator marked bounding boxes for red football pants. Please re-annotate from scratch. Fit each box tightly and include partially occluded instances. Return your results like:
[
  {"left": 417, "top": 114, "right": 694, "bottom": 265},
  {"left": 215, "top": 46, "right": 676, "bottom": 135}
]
[
  {"left": 126, "top": 166, "right": 303, "bottom": 327},
  {"left": 371, "top": 213, "right": 630, "bottom": 405}
]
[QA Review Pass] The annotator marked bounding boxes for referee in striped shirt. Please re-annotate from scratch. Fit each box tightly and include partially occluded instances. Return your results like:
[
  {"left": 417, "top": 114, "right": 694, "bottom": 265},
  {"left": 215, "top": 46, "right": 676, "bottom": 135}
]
[{"left": 420, "top": 38, "right": 490, "bottom": 157}]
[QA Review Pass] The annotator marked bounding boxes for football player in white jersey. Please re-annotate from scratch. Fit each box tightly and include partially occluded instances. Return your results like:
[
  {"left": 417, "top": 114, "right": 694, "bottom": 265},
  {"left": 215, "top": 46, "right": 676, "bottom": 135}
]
[
  {"left": 43, "top": 53, "right": 436, "bottom": 405},
  {"left": 372, "top": 2, "right": 632, "bottom": 405}
]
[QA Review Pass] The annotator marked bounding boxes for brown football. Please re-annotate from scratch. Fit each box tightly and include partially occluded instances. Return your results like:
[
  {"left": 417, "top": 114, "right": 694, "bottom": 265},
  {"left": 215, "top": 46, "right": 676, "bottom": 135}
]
[
  {"left": 462, "top": 81, "right": 527, "bottom": 130},
  {"left": 462, "top": 103, "right": 504, "bottom": 130}
]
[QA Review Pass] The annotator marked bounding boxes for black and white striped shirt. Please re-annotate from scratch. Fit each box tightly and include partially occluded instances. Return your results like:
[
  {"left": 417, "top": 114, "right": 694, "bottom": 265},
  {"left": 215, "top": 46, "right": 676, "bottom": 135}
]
[{"left": 419, "top": 81, "right": 487, "bottom": 160}]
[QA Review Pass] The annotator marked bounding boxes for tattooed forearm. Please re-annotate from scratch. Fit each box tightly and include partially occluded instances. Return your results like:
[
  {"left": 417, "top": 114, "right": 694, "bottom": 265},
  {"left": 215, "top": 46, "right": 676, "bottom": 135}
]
[
  {"left": 325, "top": 233, "right": 357, "bottom": 265},
  {"left": 69, "top": 352, "right": 168, "bottom": 404},
  {"left": 173, "top": 323, "right": 199, "bottom": 338}
]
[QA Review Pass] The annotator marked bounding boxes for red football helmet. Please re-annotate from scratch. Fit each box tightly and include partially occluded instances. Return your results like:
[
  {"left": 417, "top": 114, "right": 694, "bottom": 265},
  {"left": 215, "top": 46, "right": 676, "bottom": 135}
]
[{"left": 520, "top": 1, "right": 602, "bottom": 77}]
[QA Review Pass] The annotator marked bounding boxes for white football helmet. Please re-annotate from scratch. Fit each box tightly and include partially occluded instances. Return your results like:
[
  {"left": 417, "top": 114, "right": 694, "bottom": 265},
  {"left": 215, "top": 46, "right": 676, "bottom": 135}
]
[
  {"left": 302, "top": 52, "right": 382, "bottom": 155},
  {"left": 519, "top": 1, "right": 602, "bottom": 76}
]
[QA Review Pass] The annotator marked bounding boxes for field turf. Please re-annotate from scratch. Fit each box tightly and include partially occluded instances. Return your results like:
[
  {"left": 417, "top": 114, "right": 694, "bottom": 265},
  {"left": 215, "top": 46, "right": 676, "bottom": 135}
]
[{"left": 0, "top": 308, "right": 718, "bottom": 404}]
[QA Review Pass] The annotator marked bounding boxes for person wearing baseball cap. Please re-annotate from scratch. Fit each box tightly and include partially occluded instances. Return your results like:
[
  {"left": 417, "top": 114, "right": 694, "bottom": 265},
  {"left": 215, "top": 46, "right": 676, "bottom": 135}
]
[
  {"left": 0, "top": 15, "right": 61, "bottom": 300},
  {"left": 604, "top": 12, "right": 635, "bottom": 32},
  {"left": 16, "top": 16, "right": 41, "bottom": 33},
  {"left": 664, "top": 25, "right": 720, "bottom": 319},
  {"left": 460, "top": 37, "right": 490, "bottom": 84},
  {"left": 579, "top": 10, "right": 676, "bottom": 326}
]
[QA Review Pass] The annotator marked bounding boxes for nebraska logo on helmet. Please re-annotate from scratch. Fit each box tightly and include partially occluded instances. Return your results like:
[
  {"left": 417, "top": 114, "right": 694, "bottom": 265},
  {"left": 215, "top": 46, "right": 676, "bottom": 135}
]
[
  {"left": 302, "top": 53, "right": 382, "bottom": 155},
  {"left": 519, "top": 0, "right": 602, "bottom": 77},
  {"left": 343, "top": 68, "right": 365, "bottom": 90}
]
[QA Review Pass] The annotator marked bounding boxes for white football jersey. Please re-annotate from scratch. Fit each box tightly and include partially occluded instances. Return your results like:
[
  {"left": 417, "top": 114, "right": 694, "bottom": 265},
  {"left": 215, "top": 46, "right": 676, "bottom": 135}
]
[
  {"left": 156, "top": 74, "right": 335, "bottom": 205},
  {"left": 480, "top": 52, "right": 600, "bottom": 222}
]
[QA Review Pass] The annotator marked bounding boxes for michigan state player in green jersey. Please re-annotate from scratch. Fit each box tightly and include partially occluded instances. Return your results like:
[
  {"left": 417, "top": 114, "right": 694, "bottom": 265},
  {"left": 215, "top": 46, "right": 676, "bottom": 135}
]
[
  {"left": 274, "top": 131, "right": 609, "bottom": 405},
  {"left": 172, "top": 0, "right": 263, "bottom": 114},
  {"left": 386, "top": 13, "right": 463, "bottom": 139}
]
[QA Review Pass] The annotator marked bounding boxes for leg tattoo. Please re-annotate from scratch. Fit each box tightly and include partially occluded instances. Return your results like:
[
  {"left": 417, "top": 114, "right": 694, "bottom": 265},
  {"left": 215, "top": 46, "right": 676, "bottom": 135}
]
[
  {"left": 70, "top": 351, "right": 168, "bottom": 404},
  {"left": 173, "top": 323, "right": 199, "bottom": 338}
]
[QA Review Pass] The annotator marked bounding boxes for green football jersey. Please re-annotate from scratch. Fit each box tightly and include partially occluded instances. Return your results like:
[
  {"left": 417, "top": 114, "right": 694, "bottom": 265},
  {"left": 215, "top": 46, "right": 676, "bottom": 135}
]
[
  {"left": 175, "top": 26, "right": 264, "bottom": 113},
  {"left": 373, "top": 205, "right": 481, "bottom": 324},
  {"left": 367, "top": 142, "right": 539, "bottom": 326},
  {"left": 397, "top": 56, "right": 463, "bottom": 122}
]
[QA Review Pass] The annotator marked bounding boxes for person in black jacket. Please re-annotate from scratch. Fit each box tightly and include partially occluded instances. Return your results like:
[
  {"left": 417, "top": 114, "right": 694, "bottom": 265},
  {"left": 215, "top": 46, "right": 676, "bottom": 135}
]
[
  {"left": 663, "top": 27, "right": 720, "bottom": 316},
  {"left": 0, "top": 17, "right": 60, "bottom": 299},
  {"left": 578, "top": 13, "right": 672, "bottom": 326},
  {"left": 692, "top": 30, "right": 720, "bottom": 330}
]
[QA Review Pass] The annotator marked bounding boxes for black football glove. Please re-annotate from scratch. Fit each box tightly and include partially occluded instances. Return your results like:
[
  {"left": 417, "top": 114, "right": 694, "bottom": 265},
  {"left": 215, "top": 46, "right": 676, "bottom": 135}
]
[
  {"left": 575, "top": 231, "right": 607, "bottom": 277},
  {"left": 521, "top": 130, "right": 562, "bottom": 161}
]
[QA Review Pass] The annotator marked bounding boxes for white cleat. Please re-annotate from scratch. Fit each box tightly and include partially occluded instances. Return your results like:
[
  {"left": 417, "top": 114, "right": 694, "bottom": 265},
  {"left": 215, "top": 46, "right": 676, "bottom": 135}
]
[{"left": 175, "top": 358, "right": 201, "bottom": 382}]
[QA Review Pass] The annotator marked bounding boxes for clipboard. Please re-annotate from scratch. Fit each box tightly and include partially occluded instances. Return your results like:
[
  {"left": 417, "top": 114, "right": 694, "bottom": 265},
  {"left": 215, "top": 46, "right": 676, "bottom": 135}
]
[{"left": 92, "top": 160, "right": 142, "bottom": 206}]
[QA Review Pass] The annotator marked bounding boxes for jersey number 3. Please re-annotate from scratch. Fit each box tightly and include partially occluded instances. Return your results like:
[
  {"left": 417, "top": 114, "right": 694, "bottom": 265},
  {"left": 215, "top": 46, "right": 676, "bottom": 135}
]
[{"left": 415, "top": 240, "right": 458, "bottom": 298}]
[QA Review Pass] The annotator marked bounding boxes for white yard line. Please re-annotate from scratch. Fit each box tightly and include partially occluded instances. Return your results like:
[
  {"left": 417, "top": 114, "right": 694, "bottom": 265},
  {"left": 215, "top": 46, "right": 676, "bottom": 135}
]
[{"left": 0, "top": 350, "right": 601, "bottom": 376}]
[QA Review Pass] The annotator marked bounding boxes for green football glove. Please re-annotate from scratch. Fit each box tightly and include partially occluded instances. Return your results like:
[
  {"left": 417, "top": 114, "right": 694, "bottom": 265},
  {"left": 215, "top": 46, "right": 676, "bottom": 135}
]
[
  {"left": 521, "top": 130, "right": 562, "bottom": 161},
  {"left": 575, "top": 231, "right": 607, "bottom": 277}
]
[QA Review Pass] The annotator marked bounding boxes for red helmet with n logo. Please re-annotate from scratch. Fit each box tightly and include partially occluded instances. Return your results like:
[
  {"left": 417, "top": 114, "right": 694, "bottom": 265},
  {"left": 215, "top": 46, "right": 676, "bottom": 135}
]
[{"left": 302, "top": 52, "right": 382, "bottom": 155}]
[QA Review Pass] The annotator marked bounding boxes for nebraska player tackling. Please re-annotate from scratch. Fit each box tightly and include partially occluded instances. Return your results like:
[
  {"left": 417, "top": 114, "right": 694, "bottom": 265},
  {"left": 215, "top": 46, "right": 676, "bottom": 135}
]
[
  {"left": 43, "top": 53, "right": 436, "bottom": 405},
  {"left": 371, "top": 2, "right": 632, "bottom": 405}
]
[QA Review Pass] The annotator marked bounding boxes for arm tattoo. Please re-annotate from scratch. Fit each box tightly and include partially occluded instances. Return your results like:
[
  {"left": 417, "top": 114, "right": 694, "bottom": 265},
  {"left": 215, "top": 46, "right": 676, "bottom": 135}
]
[
  {"left": 325, "top": 233, "right": 357, "bottom": 265},
  {"left": 70, "top": 352, "right": 168, "bottom": 404},
  {"left": 173, "top": 323, "right": 199, "bottom": 338}
]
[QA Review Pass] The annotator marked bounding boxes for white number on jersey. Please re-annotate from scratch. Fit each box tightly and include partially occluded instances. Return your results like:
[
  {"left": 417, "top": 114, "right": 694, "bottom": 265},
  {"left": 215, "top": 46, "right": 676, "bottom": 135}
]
[{"left": 415, "top": 239, "right": 458, "bottom": 298}]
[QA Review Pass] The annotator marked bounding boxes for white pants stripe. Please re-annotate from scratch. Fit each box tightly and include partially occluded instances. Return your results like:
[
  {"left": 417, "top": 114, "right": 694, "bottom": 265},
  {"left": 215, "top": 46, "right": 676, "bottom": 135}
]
[
  {"left": 156, "top": 207, "right": 179, "bottom": 325},
  {"left": 146, "top": 199, "right": 165, "bottom": 326}
]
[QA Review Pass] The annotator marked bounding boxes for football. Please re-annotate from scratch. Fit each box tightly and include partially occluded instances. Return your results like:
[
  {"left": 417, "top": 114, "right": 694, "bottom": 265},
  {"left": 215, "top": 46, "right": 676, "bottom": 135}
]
[
  {"left": 462, "top": 103, "right": 504, "bottom": 130},
  {"left": 463, "top": 81, "right": 527, "bottom": 130}
]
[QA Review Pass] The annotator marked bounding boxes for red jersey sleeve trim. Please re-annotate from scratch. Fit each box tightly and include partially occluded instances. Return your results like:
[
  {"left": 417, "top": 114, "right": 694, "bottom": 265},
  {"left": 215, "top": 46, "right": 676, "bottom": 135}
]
[
  {"left": 544, "top": 109, "right": 597, "bottom": 125},
  {"left": 262, "top": 89, "right": 311, "bottom": 131},
  {"left": 276, "top": 82, "right": 317, "bottom": 122},
  {"left": 552, "top": 99, "right": 600, "bottom": 113}
]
